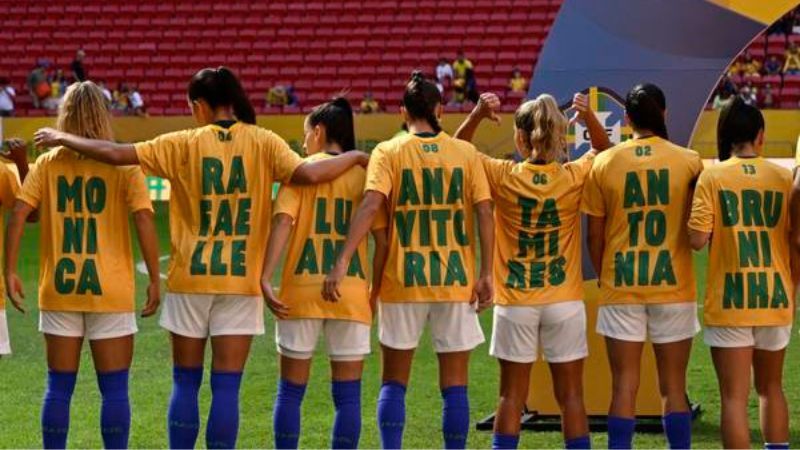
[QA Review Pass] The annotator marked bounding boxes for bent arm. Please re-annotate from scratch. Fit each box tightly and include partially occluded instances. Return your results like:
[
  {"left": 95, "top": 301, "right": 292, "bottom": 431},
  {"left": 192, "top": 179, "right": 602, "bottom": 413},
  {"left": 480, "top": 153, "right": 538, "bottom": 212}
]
[
  {"left": 261, "top": 214, "right": 294, "bottom": 284},
  {"left": 34, "top": 128, "right": 138, "bottom": 165},
  {"left": 4, "top": 201, "right": 33, "bottom": 279},
  {"left": 587, "top": 215, "right": 606, "bottom": 277},
  {"left": 583, "top": 106, "right": 612, "bottom": 153},
  {"left": 133, "top": 209, "right": 160, "bottom": 285},
  {"left": 290, "top": 152, "right": 369, "bottom": 185},
  {"left": 332, "top": 191, "right": 385, "bottom": 271},
  {"left": 475, "top": 200, "right": 494, "bottom": 279},
  {"left": 791, "top": 169, "right": 800, "bottom": 254},
  {"left": 454, "top": 111, "right": 484, "bottom": 143}
]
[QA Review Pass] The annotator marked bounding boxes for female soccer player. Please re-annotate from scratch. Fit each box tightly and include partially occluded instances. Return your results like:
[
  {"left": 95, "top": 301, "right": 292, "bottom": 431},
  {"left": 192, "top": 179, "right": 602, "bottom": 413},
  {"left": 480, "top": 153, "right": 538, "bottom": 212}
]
[
  {"left": 323, "top": 71, "right": 495, "bottom": 450},
  {"left": 0, "top": 138, "right": 32, "bottom": 357},
  {"left": 689, "top": 98, "right": 793, "bottom": 450},
  {"left": 581, "top": 83, "right": 703, "bottom": 450},
  {"left": 261, "top": 98, "right": 388, "bottom": 449},
  {"left": 454, "top": 92, "right": 609, "bottom": 450},
  {"left": 5, "top": 81, "right": 161, "bottom": 449},
  {"left": 33, "top": 67, "right": 369, "bottom": 449}
]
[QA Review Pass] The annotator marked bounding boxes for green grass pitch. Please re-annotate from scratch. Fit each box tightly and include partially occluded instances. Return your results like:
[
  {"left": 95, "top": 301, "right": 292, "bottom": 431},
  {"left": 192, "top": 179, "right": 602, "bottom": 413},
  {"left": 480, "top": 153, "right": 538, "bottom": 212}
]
[{"left": 0, "top": 201, "right": 799, "bottom": 448}]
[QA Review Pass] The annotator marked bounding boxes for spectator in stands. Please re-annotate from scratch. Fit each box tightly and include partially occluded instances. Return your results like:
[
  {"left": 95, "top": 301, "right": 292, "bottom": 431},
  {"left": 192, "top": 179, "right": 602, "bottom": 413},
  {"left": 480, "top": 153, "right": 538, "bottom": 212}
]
[
  {"left": 783, "top": 42, "right": 800, "bottom": 74},
  {"left": 719, "top": 74, "right": 737, "bottom": 97},
  {"left": 508, "top": 67, "right": 527, "bottom": 93},
  {"left": 452, "top": 50, "right": 473, "bottom": 81},
  {"left": 741, "top": 51, "right": 761, "bottom": 78},
  {"left": 267, "top": 85, "right": 290, "bottom": 107},
  {"left": 0, "top": 78, "right": 15, "bottom": 117},
  {"left": 761, "top": 82, "right": 776, "bottom": 108},
  {"left": 712, "top": 89, "right": 734, "bottom": 110},
  {"left": 464, "top": 67, "right": 479, "bottom": 104},
  {"left": 435, "top": 58, "right": 454, "bottom": 94},
  {"left": 71, "top": 49, "right": 87, "bottom": 82},
  {"left": 360, "top": 92, "right": 380, "bottom": 114},
  {"left": 44, "top": 70, "right": 68, "bottom": 110},
  {"left": 128, "top": 86, "right": 145, "bottom": 116},
  {"left": 727, "top": 56, "right": 744, "bottom": 77},
  {"left": 739, "top": 84, "right": 757, "bottom": 106},
  {"left": 112, "top": 82, "right": 129, "bottom": 111},
  {"left": 764, "top": 55, "right": 782, "bottom": 75},
  {"left": 26, "top": 62, "right": 49, "bottom": 109},
  {"left": 98, "top": 81, "right": 113, "bottom": 104}
]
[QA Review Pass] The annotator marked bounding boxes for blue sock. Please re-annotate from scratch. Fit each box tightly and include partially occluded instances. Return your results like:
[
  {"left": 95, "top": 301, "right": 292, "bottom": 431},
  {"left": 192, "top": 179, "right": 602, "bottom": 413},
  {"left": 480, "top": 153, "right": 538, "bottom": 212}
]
[
  {"left": 274, "top": 379, "right": 307, "bottom": 449},
  {"left": 206, "top": 371, "right": 242, "bottom": 449},
  {"left": 377, "top": 381, "right": 406, "bottom": 449},
  {"left": 441, "top": 385, "right": 470, "bottom": 449},
  {"left": 492, "top": 433, "right": 520, "bottom": 449},
  {"left": 765, "top": 443, "right": 789, "bottom": 449},
  {"left": 608, "top": 416, "right": 636, "bottom": 449},
  {"left": 331, "top": 380, "right": 362, "bottom": 449},
  {"left": 97, "top": 369, "right": 131, "bottom": 449},
  {"left": 42, "top": 370, "right": 77, "bottom": 449},
  {"left": 565, "top": 434, "right": 592, "bottom": 449},
  {"left": 662, "top": 412, "right": 692, "bottom": 449},
  {"left": 168, "top": 366, "right": 203, "bottom": 449}
]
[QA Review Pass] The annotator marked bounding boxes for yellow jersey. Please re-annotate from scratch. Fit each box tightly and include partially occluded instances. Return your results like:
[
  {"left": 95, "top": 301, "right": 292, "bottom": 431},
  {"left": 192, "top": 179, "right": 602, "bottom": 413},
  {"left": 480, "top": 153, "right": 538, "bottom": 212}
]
[
  {"left": 18, "top": 148, "right": 152, "bottom": 312},
  {"left": 274, "top": 152, "right": 387, "bottom": 325},
  {"left": 484, "top": 154, "right": 593, "bottom": 306},
  {"left": 0, "top": 164, "right": 19, "bottom": 309},
  {"left": 689, "top": 156, "right": 794, "bottom": 326},
  {"left": 365, "top": 132, "right": 492, "bottom": 303},
  {"left": 134, "top": 121, "right": 303, "bottom": 296},
  {"left": 581, "top": 136, "right": 703, "bottom": 305}
]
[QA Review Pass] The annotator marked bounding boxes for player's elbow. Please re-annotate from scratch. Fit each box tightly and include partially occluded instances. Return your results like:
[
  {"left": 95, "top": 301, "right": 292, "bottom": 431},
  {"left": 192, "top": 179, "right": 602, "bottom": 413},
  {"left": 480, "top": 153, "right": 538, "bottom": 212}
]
[
  {"left": 290, "top": 163, "right": 320, "bottom": 185},
  {"left": 688, "top": 230, "right": 709, "bottom": 251}
]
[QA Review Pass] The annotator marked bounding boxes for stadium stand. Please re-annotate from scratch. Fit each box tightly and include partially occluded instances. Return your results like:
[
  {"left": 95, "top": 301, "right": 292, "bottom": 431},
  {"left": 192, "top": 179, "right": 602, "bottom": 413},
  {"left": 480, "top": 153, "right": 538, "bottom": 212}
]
[{"left": 0, "top": 0, "right": 562, "bottom": 116}]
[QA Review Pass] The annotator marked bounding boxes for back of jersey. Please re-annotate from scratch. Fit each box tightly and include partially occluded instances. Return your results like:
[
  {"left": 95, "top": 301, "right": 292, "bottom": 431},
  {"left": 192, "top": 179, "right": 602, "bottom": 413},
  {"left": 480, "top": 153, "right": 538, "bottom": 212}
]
[{"left": 582, "top": 136, "right": 703, "bottom": 305}]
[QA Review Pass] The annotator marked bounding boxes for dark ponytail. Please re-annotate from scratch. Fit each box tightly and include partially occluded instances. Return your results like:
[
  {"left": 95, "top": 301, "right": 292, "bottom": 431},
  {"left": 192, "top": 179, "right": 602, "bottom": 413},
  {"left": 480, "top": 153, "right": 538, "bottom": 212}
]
[
  {"left": 403, "top": 70, "right": 442, "bottom": 133},
  {"left": 625, "top": 83, "right": 668, "bottom": 140},
  {"left": 307, "top": 97, "right": 356, "bottom": 151},
  {"left": 187, "top": 66, "right": 256, "bottom": 124},
  {"left": 716, "top": 96, "right": 764, "bottom": 161}
]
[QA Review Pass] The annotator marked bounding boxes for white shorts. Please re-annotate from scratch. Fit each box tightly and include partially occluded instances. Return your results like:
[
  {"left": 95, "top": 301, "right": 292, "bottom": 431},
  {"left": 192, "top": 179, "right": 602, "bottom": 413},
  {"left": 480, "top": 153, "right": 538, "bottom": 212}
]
[
  {"left": 0, "top": 310, "right": 10, "bottom": 355},
  {"left": 159, "top": 292, "right": 265, "bottom": 338},
  {"left": 705, "top": 325, "right": 792, "bottom": 351},
  {"left": 490, "top": 301, "right": 587, "bottom": 364},
  {"left": 379, "top": 302, "right": 485, "bottom": 353},
  {"left": 597, "top": 303, "right": 700, "bottom": 344},
  {"left": 276, "top": 319, "right": 371, "bottom": 361},
  {"left": 39, "top": 311, "right": 137, "bottom": 340}
]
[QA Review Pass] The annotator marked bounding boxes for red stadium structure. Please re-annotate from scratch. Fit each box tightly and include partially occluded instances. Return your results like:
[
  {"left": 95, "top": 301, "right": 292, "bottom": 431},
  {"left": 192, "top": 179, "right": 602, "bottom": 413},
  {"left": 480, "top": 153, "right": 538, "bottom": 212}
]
[{"left": 0, "top": 0, "right": 562, "bottom": 116}]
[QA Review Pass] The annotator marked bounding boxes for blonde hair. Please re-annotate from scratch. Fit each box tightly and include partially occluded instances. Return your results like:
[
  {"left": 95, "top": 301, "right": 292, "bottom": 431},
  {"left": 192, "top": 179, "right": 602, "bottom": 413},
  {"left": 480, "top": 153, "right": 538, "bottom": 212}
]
[
  {"left": 514, "top": 94, "right": 567, "bottom": 162},
  {"left": 56, "top": 81, "right": 114, "bottom": 141}
]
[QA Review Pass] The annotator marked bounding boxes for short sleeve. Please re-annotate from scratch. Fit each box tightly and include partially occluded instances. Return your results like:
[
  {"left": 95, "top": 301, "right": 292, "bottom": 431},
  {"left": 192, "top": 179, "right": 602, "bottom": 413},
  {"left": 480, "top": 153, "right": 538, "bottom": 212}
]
[
  {"left": 581, "top": 162, "right": 606, "bottom": 217},
  {"left": 364, "top": 145, "right": 393, "bottom": 197},
  {"left": 267, "top": 133, "right": 303, "bottom": 183},
  {"left": 18, "top": 160, "right": 44, "bottom": 209},
  {"left": 134, "top": 131, "right": 187, "bottom": 179},
  {"left": 690, "top": 153, "right": 704, "bottom": 182},
  {"left": 124, "top": 167, "right": 154, "bottom": 213},
  {"left": 478, "top": 153, "right": 512, "bottom": 193},
  {"left": 0, "top": 165, "right": 20, "bottom": 210},
  {"left": 688, "top": 171, "right": 715, "bottom": 233},
  {"left": 469, "top": 150, "right": 492, "bottom": 205},
  {"left": 565, "top": 152, "right": 596, "bottom": 184},
  {"left": 273, "top": 184, "right": 302, "bottom": 221}
]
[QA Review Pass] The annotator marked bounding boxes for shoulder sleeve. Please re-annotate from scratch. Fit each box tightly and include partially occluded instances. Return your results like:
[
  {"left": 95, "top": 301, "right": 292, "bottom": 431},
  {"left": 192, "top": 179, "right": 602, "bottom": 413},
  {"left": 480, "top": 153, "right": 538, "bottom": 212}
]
[
  {"left": 688, "top": 170, "right": 714, "bottom": 233},
  {"left": 134, "top": 131, "right": 187, "bottom": 179},
  {"left": 567, "top": 152, "right": 596, "bottom": 183},
  {"left": 364, "top": 145, "right": 393, "bottom": 197},
  {"left": 580, "top": 161, "right": 606, "bottom": 217},
  {"left": 0, "top": 165, "right": 20, "bottom": 210},
  {"left": 266, "top": 131, "right": 304, "bottom": 183},
  {"left": 469, "top": 148, "right": 492, "bottom": 204},
  {"left": 124, "top": 167, "right": 154, "bottom": 213},
  {"left": 478, "top": 152, "right": 511, "bottom": 192},
  {"left": 18, "top": 159, "right": 44, "bottom": 209},
  {"left": 273, "top": 184, "right": 302, "bottom": 221}
]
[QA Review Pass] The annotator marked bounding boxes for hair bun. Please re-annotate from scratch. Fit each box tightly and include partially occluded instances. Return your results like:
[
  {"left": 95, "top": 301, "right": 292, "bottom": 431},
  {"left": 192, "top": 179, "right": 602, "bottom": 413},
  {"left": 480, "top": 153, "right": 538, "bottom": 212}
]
[{"left": 410, "top": 70, "right": 425, "bottom": 83}]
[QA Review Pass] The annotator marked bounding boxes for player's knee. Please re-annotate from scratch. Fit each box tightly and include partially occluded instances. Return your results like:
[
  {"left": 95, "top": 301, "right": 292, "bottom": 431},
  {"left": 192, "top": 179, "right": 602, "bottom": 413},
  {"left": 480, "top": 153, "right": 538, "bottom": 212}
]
[{"left": 754, "top": 379, "right": 784, "bottom": 399}]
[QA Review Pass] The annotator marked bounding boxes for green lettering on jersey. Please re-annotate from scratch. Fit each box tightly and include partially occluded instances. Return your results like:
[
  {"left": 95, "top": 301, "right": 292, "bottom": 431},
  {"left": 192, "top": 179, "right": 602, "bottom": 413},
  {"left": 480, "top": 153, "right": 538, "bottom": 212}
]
[
  {"left": 295, "top": 239, "right": 319, "bottom": 275},
  {"left": 404, "top": 251, "right": 427, "bottom": 287},
  {"left": 54, "top": 257, "right": 76, "bottom": 294},
  {"left": 398, "top": 170, "right": 420, "bottom": 205},
  {"left": 446, "top": 168, "right": 464, "bottom": 204},
  {"left": 723, "top": 272, "right": 743, "bottom": 309},
  {"left": 422, "top": 168, "right": 444, "bottom": 205},
  {"left": 202, "top": 158, "right": 225, "bottom": 195},
  {"left": 76, "top": 259, "right": 102, "bottom": 295},
  {"left": 444, "top": 250, "right": 467, "bottom": 286}
]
